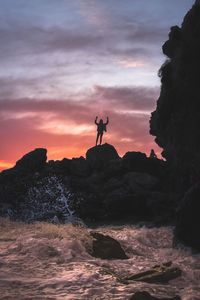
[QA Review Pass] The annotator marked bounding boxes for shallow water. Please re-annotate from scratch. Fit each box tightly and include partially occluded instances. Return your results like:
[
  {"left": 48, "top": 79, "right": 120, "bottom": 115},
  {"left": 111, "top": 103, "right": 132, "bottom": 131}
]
[{"left": 0, "top": 219, "right": 199, "bottom": 300}]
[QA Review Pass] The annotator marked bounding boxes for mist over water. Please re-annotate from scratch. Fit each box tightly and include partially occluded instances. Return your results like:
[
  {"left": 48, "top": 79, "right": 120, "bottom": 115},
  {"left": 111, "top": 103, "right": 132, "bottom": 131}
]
[{"left": 0, "top": 219, "right": 199, "bottom": 300}]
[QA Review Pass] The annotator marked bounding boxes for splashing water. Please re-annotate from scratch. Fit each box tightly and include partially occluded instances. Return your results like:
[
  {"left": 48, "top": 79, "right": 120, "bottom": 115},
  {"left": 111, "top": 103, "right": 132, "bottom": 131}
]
[
  {"left": 19, "top": 175, "right": 76, "bottom": 223},
  {"left": 0, "top": 219, "right": 199, "bottom": 300}
]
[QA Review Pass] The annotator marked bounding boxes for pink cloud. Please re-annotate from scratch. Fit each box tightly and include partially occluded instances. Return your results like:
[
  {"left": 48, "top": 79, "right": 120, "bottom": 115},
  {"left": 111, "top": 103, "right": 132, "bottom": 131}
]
[{"left": 0, "top": 85, "right": 161, "bottom": 170}]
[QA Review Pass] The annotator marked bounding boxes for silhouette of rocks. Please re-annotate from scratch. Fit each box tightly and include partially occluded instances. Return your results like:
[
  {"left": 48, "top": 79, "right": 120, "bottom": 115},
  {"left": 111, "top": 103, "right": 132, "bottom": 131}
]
[
  {"left": 15, "top": 148, "right": 47, "bottom": 173},
  {"left": 86, "top": 143, "right": 120, "bottom": 170},
  {"left": 129, "top": 291, "right": 181, "bottom": 300},
  {"left": 122, "top": 152, "right": 166, "bottom": 179},
  {"left": 150, "top": 0, "right": 200, "bottom": 190},
  {"left": 123, "top": 152, "right": 147, "bottom": 170},
  {"left": 0, "top": 145, "right": 177, "bottom": 225},
  {"left": 89, "top": 231, "right": 128, "bottom": 259},
  {"left": 175, "top": 183, "right": 200, "bottom": 251},
  {"left": 0, "top": 148, "right": 47, "bottom": 182}
]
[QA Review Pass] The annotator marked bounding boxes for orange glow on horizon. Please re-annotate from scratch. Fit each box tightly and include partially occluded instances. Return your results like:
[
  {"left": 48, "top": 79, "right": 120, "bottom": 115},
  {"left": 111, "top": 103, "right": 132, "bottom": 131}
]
[
  {"left": 0, "top": 161, "right": 14, "bottom": 172},
  {"left": 0, "top": 138, "right": 162, "bottom": 172}
]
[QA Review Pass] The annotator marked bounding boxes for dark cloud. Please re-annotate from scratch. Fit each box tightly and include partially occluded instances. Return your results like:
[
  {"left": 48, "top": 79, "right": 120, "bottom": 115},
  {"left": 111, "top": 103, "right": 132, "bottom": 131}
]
[
  {"left": 0, "top": 25, "right": 104, "bottom": 61},
  {"left": 0, "top": 85, "right": 158, "bottom": 116},
  {"left": 93, "top": 85, "right": 159, "bottom": 111},
  {"left": 123, "top": 23, "right": 168, "bottom": 44},
  {"left": 0, "top": 19, "right": 166, "bottom": 64}
]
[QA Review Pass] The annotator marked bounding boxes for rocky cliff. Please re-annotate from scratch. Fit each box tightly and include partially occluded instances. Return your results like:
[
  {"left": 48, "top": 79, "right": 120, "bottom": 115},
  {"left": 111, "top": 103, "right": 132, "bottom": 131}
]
[{"left": 150, "top": 0, "right": 200, "bottom": 190}]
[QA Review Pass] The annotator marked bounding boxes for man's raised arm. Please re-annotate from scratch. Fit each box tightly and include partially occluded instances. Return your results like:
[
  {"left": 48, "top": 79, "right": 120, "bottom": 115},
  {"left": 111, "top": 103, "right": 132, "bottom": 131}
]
[
  {"left": 95, "top": 116, "right": 98, "bottom": 125},
  {"left": 105, "top": 116, "right": 109, "bottom": 125}
]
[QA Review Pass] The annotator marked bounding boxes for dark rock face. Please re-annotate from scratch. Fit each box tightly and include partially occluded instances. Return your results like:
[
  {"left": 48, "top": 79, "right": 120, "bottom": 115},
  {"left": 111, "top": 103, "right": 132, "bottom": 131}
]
[
  {"left": 123, "top": 172, "right": 159, "bottom": 191},
  {"left": 123, "top": 152, "right": 148, "bottom": 172},
  {"left": 15, "top": 148, "right": 47, "bottom": 173},
  {"left": 150, "top": 1, "right": 200, "bottom": 189},
  {"left": 175, "top": 183, "right": 200, "bottom": 251},
  {"left": 86, "top": 143, "right": 120, "bottom": 170},
  {"left": 89, "top": 232, "right": 128, "bottom": 259},
  {"left": 130, "top": 291, "right": 181, "bottom": 300},
  {"left": 73, "top": 147, "right": 174, "bottom": 223}
]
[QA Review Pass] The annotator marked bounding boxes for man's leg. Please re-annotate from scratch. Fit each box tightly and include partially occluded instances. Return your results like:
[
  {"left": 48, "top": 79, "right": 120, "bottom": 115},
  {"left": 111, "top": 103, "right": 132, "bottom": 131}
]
[
  {"left": 100, "top": 133, "right": 103, "bottom": 145},
  {"left": 96, "top": 132, "right": 100, "bottom": 146}
]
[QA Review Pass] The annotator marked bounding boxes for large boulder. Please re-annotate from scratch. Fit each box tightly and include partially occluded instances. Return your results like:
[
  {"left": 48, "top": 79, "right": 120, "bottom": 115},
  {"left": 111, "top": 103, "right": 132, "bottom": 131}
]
[
  {"left": 122, "top": 151, "right": 148, "bottom": 172},
  {"left": 122, "top": 152, "right": 166, "bottom": 179},
  {"left": 175, "top": 183, "right": 200, "bottom": 250},
  {"left": 89, "top": 232, "right": 128, "bottom": 259},
  {"left": 86, "top": 143, "right": 120, "bottom": 170},
  {"left": 14, "top": 148, "right": 47, "bottom": 173},
  {"left": 150, "top": 1, "right": 200, "bottom": 190}
]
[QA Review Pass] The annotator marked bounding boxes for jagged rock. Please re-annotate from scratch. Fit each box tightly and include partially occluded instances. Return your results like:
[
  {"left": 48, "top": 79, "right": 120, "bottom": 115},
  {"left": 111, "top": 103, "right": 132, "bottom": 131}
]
[
  {"left": 15, "top": 148, "right": 47, "bottom": 173},
  {"left": 89, "top": 232, "right": 128, "bottom": 259},
  {"left": 175, "top": 183, "right": 200, "bottom": 250},
  {"left": 129, "top": 291, "right": 181, "bottom": 300},
  {"left": 123, "top": 262, "right": 181, "bottom": 284},
  {"left": 86, "top": 143, "right": 120, "bottom": 170},
  {"left": 150, "top": 1, "right": 200, "bottom": 190},
  {"left": 0, "top": 148, "right": 47, "bottom": 183}
]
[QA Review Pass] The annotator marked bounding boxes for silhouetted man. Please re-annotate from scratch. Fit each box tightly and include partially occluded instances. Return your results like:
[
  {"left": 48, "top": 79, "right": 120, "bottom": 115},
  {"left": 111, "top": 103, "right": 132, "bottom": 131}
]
[{"left": 95, "top": 116, "right": 109, "bottom": 146}]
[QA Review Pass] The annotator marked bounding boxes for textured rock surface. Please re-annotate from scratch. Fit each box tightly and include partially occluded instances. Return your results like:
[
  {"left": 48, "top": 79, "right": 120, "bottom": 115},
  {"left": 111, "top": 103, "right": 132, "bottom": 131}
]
[
  {"left": 150, "top": 0, "right": 200, "bottom": 189},
  {"left": 89, "top": 231, "right": 128, "bottom": 259},
  {"left": 175, "top": 183, "right": 200, "bottom": 251}
]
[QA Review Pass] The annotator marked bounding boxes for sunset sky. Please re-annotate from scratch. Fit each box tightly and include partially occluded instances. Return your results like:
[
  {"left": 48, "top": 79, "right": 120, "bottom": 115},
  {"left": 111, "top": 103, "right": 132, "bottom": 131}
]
[{"left": 0, "top": 0, "right": 194, "bottom": 170}]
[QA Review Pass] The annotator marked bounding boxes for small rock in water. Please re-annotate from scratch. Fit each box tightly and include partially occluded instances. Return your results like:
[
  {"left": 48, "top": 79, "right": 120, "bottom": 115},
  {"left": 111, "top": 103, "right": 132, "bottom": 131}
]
[
  {"left": 129, "top": 291, "right": 181, "bottom": 300},
  {"left": 123, "top": 262, "right": 181, "bottom": 284},
  {"left": 89, "top": 231, "right": 128, "bottom": 259}
]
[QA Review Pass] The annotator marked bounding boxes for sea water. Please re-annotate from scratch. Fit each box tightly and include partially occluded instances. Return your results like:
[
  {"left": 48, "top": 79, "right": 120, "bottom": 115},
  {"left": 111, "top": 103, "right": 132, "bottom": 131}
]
[{"left": 0, "top": 219, "right": 199, "bottom": 300}]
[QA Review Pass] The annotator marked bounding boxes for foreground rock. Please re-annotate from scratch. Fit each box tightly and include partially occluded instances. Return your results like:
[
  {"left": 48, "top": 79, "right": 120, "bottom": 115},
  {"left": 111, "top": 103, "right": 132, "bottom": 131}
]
[
  {"left": 130, "top": 291, "right": 181, "bottom": 300},
  {"left": 89, "top": 232, "right": 128, "bottom": 259},
  {"left": 175, "top": 183, "right": 200, "bottom": 251},
  {"left": 123, "top": 262, "right": 181, "bottom": 284}
]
